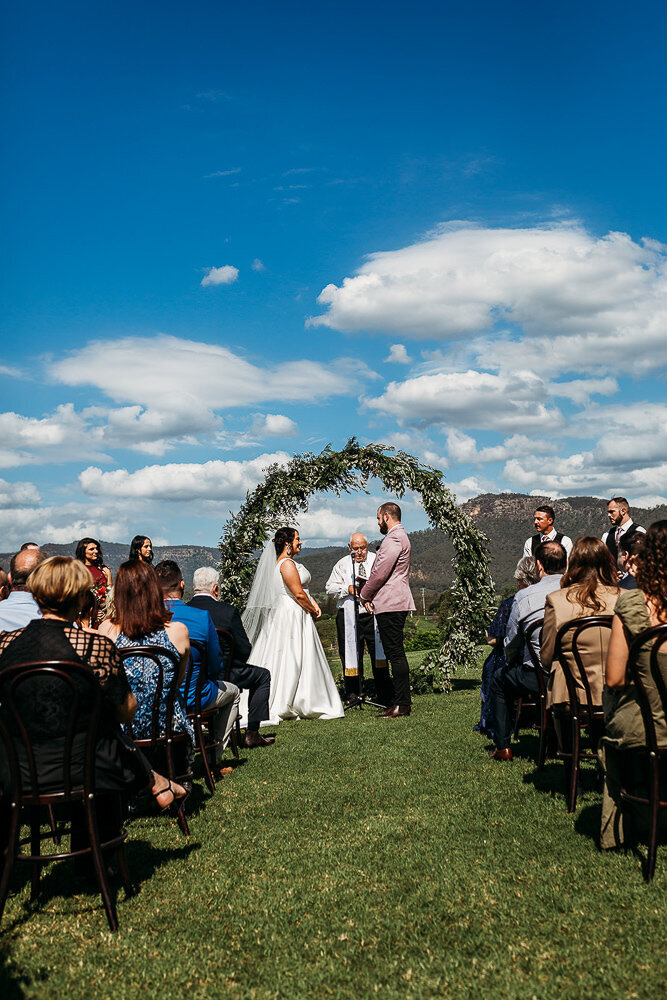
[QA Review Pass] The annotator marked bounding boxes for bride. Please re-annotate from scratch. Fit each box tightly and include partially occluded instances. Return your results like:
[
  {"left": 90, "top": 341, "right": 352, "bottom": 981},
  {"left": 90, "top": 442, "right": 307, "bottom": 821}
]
[{"left": 242, "top": 526, "right": 344, "bottom": 722}]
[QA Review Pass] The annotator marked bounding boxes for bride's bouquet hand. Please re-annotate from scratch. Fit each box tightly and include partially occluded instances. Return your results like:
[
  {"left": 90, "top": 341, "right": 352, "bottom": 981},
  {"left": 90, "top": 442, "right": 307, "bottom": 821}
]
[{"left": 311, "top": 601, "right": 322, "bottom": 621}]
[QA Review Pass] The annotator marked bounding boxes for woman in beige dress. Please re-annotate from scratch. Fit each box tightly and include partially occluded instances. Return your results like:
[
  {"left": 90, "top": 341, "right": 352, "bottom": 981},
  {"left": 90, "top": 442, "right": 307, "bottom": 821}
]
[{"left": 542, "top": 536, "right": 620, "bottom": 715}]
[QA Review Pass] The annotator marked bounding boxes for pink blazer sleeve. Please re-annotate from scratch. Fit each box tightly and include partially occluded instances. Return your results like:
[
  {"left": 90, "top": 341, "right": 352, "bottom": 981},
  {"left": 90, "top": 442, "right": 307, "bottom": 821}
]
[{"left": 360, "top": 533, "right": 401, "bottom": 602}]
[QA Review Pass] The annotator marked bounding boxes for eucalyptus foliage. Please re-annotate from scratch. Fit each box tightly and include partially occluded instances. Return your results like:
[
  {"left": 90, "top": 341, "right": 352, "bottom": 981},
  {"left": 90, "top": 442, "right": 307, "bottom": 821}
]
[{"left": 219, "top": 438, "right": 494, "bottom": 690}]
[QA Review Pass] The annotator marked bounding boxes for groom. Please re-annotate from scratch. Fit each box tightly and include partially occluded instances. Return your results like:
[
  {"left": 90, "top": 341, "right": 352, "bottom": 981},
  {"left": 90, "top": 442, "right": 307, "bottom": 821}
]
[{"left": 360, "top": 502, "right": 416, "bottom": 718}]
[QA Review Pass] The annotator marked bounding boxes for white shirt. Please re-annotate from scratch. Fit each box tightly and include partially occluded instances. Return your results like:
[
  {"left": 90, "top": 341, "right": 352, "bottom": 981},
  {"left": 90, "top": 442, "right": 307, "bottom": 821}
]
[
  {"left": 0, "top": 591, "right": 42, "bottom": 632},
  {"left": 601, "top": 518, "right": 646, "bottom": 546},
  {"left": 522, "top": 528, "right": 573, "bottom": 559},
  {"left": 325, "top": 552, "right": 376, "bottom": 613}
]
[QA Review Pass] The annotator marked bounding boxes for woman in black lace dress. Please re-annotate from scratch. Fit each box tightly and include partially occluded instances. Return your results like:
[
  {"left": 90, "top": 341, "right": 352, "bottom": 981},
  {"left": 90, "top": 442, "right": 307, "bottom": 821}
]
[{"left": 0, "top": 556, "right": 185, "bottom": 811}]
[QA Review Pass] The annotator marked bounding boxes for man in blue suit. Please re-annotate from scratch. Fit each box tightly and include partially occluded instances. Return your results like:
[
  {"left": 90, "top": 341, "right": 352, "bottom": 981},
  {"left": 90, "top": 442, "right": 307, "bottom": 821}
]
[{"left": 155, "top": 560, "right": 240, "bottom": 770}]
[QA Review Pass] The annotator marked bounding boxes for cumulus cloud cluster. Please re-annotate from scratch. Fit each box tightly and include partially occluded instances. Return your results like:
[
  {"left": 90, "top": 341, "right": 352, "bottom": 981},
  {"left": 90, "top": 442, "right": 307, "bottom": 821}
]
[{"left": 201, "top": 265, "right": 239, "bottom": 286}]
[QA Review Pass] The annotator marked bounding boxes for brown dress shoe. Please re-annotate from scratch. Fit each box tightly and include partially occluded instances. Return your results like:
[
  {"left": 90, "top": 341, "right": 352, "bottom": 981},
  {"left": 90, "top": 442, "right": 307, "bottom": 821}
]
[
  {"left": 243, "top": 731, "right": 276, "bottom": 748},
  {"left": 489, "top": 747, "right": 513, "bottom": 761},
  {"left": 378, "top": 704, "right": 411, "bottom": 719}
]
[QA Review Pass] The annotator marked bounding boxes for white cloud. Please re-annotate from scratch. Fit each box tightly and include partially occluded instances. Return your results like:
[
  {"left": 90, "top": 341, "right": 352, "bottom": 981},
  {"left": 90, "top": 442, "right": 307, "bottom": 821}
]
[
  {"left": 204, "top": 168, "right": 241, "bottom": 178},
  {"left": 79, "top": 452, "right": 292, "bottom": 502},
  {"left": 294, "top": 507, "right": 380, "bottom": 545},
  {"left": 251, "top": 258, "right": 266, "bottom": 271},
  {"left": 385, "top": 344, "right": 412, "bottom": 364},
  {"left": 250, "top": 414, "right": 299, "bottom": 437},
  {"left": 201, "top": 265, "right": 239, "bottom": 286},
  {"left": 503, "top": 451, "right": 667, "bottom": 505},
  {"left": 365, "top": 369, "right": 563, "bottom": 432},
  {"left": 308, "top": 222, "right": 667, "bottom": 375},
  {"left": 0, "top": 478, "right": 41, "bottom": 509},
  {"left": 51, "top": 335, "right": 360, "bottom": 413},
  {"left": 0, "top": 503, "right": 131, "bottom": 550}
]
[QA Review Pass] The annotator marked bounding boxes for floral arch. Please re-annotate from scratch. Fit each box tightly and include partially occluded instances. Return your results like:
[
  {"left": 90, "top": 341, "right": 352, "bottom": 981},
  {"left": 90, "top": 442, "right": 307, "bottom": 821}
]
[{"left": 218, "top": 438, "right": 494, "bottom": 690}]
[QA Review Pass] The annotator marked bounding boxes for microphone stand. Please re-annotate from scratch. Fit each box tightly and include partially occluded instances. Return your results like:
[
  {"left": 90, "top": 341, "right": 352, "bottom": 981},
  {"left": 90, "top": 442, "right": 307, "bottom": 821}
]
[{"left": 345, "top": 551, "right": 384, "bottom": 710}]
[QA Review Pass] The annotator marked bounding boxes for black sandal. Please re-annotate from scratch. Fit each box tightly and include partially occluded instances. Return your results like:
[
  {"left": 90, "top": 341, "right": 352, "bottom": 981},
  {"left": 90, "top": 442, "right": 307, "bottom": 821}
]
[{"left": 152, "top": 779, "right": 185, "bottom": 813}]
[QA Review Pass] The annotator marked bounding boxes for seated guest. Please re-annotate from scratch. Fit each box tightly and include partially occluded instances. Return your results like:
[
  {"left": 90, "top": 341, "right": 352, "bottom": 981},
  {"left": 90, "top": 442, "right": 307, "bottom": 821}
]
[
  {"left": 523, "top": 504, "right": 573, "bottom": 560},
  {"left": 488, "top": 540, "right": 567, "bottom": 761},
  {"left": 154, "top": 560, "right": 240, "bottom": 767},
  {"left": 618, "top": 532, "right": 645, "bottom": 591},
  {"left": 0, "top": 548, "right": 46, "bottom": 633},
  {"left": 542, "top": 538, "right": 619, "bottom": 744},
  {"left": 475, "top": 556, "right": 540, "bottom": 739},
  {"left": 599, "top": 520, "right": 667, "bottom": 850},
  {"left": 99, "top": 561, "right": 195, "bottom": 753},
  {"left": 128, "top": 535, "right": 153, "bottom": 564},
  {"left": 0, "top": 557, "right": 185, "bottom": 829},
  {"left": 0, "top": 567, "right": 8, "bottom": 602},
  {"left": 188, "top": 566, "right": 274, "bottom": 748},
  {"left": 75, "top": 537, "right": 112, "bottom": 617}
]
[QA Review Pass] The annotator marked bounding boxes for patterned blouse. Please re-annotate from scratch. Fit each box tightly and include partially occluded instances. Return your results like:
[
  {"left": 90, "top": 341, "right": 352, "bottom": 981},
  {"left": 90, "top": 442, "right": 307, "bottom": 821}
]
[{"left": 114, "top": 628, "right": 194, "bottom": 744}]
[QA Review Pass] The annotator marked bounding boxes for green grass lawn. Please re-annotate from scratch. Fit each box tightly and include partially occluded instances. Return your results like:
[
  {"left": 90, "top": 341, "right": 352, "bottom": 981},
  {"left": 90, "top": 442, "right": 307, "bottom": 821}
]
[{"left": 2, "top": 652, "right": 666, "bottom": 1000}]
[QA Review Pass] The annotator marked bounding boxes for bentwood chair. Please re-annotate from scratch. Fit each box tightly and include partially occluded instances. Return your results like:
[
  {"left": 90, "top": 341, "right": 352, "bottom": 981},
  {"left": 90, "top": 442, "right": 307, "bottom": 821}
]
[
  {"left": 118, "top": 645, "right": 193, "bottom": 837},
  {"left": 512, "top": 618, "right": 551, "bottom": 769},
  {"left": 215, "top": 627, "right": 242, "bottom": 756},
  {"left": 553, "top": 615, "right": 613, "bottom": 813},
  {"left": 619, "top": 623, "right": 667, "bottom": 881},
  {"left": 184, "top": 638, "right": 222, "bottom": 794},
  {"left": 0, "top": 661, "right": 134, "bottom": 932}
]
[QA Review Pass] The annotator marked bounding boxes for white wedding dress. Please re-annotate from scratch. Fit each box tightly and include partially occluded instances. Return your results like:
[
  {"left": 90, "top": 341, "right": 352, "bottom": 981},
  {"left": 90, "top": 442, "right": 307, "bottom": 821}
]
[{"left": 249, "top": 559, "right": 345, "bottom": 722}]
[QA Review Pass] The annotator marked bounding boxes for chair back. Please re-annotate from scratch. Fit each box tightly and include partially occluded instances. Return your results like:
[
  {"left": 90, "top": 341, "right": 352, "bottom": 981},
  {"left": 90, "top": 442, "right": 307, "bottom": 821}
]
[
  {"left": 117, "top": 644, "right": 182, "bottom": 748},
  {"left": 626, "top": 623, "right": 667, "bottom": 755},
  {"left": 0, "top": 660, "right": 104, "bottom": 803},
  {"left": 522, "top": 617, "right": 546, "bottom": 692},
  {"left": 554, "top": 615, "right": 614, "bottom": 717},
  {"left": 215, "top": 628, "right": 237, "bottom": 683},
  {"left": 185, "top": 637, "right": 209, "bottom": 715}
]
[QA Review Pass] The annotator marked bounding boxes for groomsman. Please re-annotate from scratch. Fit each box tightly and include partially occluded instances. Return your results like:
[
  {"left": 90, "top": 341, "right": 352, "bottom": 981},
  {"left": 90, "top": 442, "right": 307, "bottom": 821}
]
[
  {"left": 522, "top": 505, "right": 572, "bottom": 560},
  {"left": 325, "top": 533, "right": 393, "bottom": 707},
  {"left": 360, "top": 503, "right": 416, "bottom": 719},
  {"left": 602, "top": 496, "right": 645, "bottom": 569}
]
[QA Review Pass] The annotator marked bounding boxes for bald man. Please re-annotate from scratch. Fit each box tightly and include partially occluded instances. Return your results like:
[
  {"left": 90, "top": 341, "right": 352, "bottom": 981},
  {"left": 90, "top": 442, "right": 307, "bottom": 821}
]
[
  {"left": 325, "top": 533, "right": 393, "bottom": 707},
  {"left": 0, "top": 547, "right": 46, "bottom": 632}
]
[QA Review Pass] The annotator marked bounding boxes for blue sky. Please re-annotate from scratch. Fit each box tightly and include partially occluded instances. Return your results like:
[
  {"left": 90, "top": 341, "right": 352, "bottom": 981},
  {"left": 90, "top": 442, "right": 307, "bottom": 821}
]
[{"left": 2, "top": 1, "right": 667, "bottom": 550}]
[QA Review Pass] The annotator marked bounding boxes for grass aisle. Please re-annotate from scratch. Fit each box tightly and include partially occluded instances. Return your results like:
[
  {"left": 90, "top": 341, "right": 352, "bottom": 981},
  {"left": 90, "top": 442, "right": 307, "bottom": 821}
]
[{"left": 2, "top": 659, "right": 666, "bottom": 999}]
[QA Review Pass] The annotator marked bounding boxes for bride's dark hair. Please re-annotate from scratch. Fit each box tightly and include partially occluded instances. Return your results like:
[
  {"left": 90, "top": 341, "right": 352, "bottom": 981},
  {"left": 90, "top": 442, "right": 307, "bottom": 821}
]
[{"left": 273, "top": 526, "right": 297, "bottom": 557}]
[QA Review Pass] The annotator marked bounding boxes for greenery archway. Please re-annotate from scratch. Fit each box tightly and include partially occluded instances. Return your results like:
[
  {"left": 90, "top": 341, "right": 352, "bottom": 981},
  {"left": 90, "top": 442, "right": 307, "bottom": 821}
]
[{"left": 218, "top": 438, "right": 494, "bottom": 690}]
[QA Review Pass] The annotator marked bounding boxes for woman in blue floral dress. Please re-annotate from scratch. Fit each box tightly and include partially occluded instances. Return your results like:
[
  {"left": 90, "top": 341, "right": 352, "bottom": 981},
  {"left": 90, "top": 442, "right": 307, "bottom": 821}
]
[{"left": 99, "top": 561, "right": 194, "bottom": 749}]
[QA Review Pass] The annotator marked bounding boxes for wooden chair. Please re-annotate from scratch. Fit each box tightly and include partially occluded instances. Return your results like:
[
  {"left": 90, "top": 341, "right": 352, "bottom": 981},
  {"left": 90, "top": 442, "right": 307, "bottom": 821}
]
[
  {"left": 0, "top": 660, "right": 134, "bottom": 932},
  {"left": 619, "top": 623, "right": 667, "bottom": 881},
  {"left": 183, "top": 638, "right": 223, "bottom": 794},
  {"left": 215, "top": 627, "right": 242, "bottom": 754},
  {"left": 512, "top": 618, "right": 550, "bottom": 769},
  {"left": 553, "top": 615, "right": 613, "bottom": 813},
  {"left": 118, "top": 645, "right": 193, "bottom": 837}
]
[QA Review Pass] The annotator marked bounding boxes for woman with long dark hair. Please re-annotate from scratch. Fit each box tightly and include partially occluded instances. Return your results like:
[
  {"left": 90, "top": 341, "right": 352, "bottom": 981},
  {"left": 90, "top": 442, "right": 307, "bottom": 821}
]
[
  {"left": 75, "top": 537, "right": 112, "bottom": 617},
  {"left": 128, "top": 535, "right": 153, "bottom": 564},
  {"left": 99, "top": 561, "right": 193, "bottom": 747},
  {"left": 242, "top": 527, "right": 344, "bottom": 722},
  {"left": 542, "top": 536, "right": 620, "bottom": 712},
  {"left": 599, "top": 520, "right": 667, "bottom": 848}
]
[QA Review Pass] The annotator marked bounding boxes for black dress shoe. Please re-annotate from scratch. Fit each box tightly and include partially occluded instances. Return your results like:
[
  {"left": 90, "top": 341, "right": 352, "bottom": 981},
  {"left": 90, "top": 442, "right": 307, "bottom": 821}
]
[
  {"left": 378, "top": 704, "right": 411, "bottom": 718},
  {"left": 243, "top": 732, "right": 276, "bottom": 748}
]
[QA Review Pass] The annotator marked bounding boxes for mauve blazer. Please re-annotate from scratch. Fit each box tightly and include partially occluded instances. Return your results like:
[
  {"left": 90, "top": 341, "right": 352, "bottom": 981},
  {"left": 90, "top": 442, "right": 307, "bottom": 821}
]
[{"left": 360, "top": 524, "right": 416, "bottom": 614}]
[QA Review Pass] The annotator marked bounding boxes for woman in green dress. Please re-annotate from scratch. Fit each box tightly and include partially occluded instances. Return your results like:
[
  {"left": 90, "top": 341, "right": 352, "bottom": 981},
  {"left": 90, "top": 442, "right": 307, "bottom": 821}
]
[{"left": 600, "top": 520, "right": 667, "bottom": 849}]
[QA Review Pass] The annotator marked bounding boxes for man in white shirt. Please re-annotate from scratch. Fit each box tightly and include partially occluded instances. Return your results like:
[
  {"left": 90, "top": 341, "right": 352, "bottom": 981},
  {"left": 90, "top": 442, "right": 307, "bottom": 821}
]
[
  {"left": 325, "top": 533, "right": 392, "bottom": 707},
  {"left": 522, "top": 504, "right": 572, "bottom": 560},
  {"left": 601, "top": 496, "right": 646, "bottom": 571},
  {"left": 0, "top": 548, "right": 46, "bottom": 632}
]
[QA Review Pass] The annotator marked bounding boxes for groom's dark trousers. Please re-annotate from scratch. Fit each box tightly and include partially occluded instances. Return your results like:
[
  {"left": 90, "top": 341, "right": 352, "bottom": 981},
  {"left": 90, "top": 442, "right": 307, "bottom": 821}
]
[{"left": 374, "top": 612, "right": 409, "bottom": 706}]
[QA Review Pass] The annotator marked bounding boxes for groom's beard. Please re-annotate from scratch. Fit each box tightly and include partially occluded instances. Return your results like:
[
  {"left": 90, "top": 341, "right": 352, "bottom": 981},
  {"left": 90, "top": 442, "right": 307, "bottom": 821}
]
[{"left": 379, "top": 523, "right": 388, "bottom": 535}]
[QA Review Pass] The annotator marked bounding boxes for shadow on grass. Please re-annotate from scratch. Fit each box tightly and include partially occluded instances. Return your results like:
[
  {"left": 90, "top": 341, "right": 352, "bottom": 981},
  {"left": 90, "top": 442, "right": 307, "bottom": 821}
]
[
  {"left": 0, "top": 945, "right": 34, "bottom": 1000},
  {"left": 452, "top": 678, "right": 480, "bottom": 691},
  {"left": 2, "top": 839, "right": 201, "bottom": 931}
]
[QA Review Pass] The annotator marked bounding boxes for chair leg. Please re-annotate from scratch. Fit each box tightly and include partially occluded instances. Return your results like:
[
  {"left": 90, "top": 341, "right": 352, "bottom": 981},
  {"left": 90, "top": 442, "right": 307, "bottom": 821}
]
[
  {"left": 568, "top": 718, "right": 580, "bottom": 814},
  {"left": 512, "top": 699, "right": 523, "bottom": 740},
  {"left": 29, "top": 806, "right": 41, "bottom": 901},
  {"left": 230, "top": 726, "right": 240, "bottom": 761},
  {"left": 537, "top": 699, "right": 547, "bottom": 771},
  {"left": 175, "top": 801, "right": 190, "bottom": 838},
  {"left": 646, "top": 756, "right": 660, "bottom": 882},
  {"left": 0, "top": 803, "right": 21, "bottom": 924},
  {"left": 47, "top": 805, "right": 61, "bottom": 846},
  {"left": 85, "top": 800, "right": 119, "bottom": 932},
  {"left": 197, "top": 719, "right": 216, "bottom": 795}
]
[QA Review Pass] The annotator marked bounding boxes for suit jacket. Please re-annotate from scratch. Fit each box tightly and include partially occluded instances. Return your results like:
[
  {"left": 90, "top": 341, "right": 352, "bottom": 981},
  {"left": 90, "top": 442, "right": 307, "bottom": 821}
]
[
  {"left": 187, "top": 593, "right": 252, "bottom": 667},
  {"left": 541, "top": 585, "right": 619, "bottom": 709},
  {"left": 165, "top": 598, "right": 224, "bottom": 712},
  {"left": 359, "top": 524, "right": 416, "bottom": 614}
]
